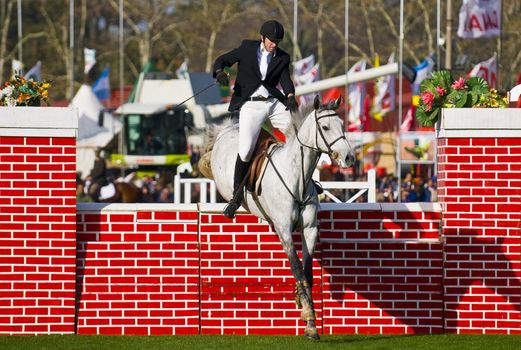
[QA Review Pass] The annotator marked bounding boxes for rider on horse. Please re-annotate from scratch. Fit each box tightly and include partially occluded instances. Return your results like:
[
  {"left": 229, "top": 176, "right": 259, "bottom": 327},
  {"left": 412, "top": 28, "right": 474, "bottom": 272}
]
[
  {"left": 213, "top": 20, "right": 299, "bottom": 219},
  {"left": 87, "top": 148, "right": 109, "bottom": 202}
]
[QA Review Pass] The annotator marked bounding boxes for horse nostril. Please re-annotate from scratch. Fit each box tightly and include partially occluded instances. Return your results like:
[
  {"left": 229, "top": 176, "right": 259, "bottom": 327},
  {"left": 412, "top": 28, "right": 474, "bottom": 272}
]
[{"left": 331, "top": 151, "right": 339, "bottom": 160}]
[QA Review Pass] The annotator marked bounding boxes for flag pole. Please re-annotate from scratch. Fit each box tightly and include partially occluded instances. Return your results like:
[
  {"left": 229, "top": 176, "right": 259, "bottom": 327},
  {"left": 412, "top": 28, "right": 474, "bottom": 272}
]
[
  {"left": 119, "top": 0, "right": 126, "bottom": 177},
  {"left": 445, "top": 0, "right": 453, "bottom": 71},
  {"left": 496, "top": 0, "right": 503, "bottom": 91},
  {"left": 17, "top": 0, "right": 22, "bottom": 71},
  {"left": 344, "top": 0, "right": 349, "bottom": 129},
  {"left": 397, "top": 0, "right": 404, "bottom": 202},
  {"left": 69, "top": 0, "right": 74, "bottom": 100},
  {"left": 293, "top": 0, "right": 298, "bottom": 60},
  {"left": 436, "top": 0, "right": 441, "bottom": 69}
]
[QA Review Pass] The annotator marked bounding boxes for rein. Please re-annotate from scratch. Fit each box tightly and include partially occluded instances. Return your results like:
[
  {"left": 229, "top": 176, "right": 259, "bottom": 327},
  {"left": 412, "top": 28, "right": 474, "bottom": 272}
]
[{"left": 266, "top": 108, "right": 346, "bottom": 209}]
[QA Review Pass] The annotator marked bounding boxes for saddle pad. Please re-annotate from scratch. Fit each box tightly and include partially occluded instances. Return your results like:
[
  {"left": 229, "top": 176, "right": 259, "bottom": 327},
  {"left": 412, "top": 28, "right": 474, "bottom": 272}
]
[
  {"left": 99, "top": 183, "right": 116, "bottom": 200},
  {"left": 247, "top": 129, "right": 279, "bottom": 193}
]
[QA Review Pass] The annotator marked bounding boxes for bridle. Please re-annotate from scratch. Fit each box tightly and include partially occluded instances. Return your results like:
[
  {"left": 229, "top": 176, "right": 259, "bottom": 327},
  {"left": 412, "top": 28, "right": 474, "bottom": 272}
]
[
  {"left": 265, "top": 107, "right": 348, "bottom": 209},
  {"left": 295, "top": 108, "right": 347, "bottom": 159}
]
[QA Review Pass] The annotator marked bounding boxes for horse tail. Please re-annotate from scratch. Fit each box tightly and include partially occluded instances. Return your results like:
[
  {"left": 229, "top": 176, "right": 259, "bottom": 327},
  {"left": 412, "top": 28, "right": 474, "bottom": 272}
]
[
  {"left": 198, "top": 152, "right": 213, "bottom": 179},
  {"left": 199, "top": 118, "right": 236, "bottom": 180}
]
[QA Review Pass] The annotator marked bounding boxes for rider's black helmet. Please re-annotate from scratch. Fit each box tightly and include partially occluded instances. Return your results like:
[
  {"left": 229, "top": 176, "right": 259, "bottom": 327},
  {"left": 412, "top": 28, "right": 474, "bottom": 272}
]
[{"left": 260, "top": 20, "right": 284, "bottom": 42}]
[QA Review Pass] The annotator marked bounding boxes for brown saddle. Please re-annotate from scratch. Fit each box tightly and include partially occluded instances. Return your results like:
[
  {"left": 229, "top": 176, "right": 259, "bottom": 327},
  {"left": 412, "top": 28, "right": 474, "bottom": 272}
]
[{"left": 246, "top": 129, "right": 280, "bottom": 196}]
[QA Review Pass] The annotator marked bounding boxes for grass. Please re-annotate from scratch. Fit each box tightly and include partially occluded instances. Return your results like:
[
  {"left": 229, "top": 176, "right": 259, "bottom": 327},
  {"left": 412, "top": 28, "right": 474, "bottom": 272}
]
[{"left": 1, "top": 334, "right": 521, "bottom": 350}]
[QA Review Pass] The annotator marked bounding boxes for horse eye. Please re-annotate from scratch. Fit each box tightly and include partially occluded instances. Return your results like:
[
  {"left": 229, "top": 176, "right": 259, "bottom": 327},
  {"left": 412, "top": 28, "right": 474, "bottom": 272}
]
[{"left": 321, "top": 125, "right": 329, "bottom": 131}]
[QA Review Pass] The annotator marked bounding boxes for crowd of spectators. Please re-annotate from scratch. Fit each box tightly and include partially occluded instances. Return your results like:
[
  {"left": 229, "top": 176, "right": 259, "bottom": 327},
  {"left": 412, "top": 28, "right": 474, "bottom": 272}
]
[{"left": 375, "top": 172, "right": 437, "bottom": 203}]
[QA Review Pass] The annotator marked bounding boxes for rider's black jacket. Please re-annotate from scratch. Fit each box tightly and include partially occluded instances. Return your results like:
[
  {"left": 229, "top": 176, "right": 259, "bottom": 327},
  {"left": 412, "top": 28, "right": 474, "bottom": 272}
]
[{"left": 213, "top": 40, "right": 295, "bottom": 112}]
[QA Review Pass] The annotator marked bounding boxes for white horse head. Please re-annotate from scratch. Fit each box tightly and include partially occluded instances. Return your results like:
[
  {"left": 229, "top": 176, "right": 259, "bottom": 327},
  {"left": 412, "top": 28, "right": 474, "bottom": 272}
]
[{"left": 292, "top": 95, "right": 355, "bottom": 169}]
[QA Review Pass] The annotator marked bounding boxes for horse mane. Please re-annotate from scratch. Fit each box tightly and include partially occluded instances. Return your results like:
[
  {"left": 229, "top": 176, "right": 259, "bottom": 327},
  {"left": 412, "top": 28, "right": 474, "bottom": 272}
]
[{"left": 202, "top": 118, "right": 236, "bottom": 153}]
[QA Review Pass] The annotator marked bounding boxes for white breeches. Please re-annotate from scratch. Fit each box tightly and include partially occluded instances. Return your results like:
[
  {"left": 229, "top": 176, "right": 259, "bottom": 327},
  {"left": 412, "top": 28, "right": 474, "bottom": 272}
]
[{"left": 238, "top": 98, "right": 291, "bottom": 162}]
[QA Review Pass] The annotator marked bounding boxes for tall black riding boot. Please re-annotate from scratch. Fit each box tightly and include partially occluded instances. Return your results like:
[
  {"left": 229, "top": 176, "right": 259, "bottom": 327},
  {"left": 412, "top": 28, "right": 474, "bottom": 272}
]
[{"left": 223, "top": 155, "right": 250, "bottom": 219}]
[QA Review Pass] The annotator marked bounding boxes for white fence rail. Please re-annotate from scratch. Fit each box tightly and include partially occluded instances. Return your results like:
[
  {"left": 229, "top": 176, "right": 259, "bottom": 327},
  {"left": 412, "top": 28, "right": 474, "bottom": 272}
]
[
  {"left": 173, "top": 168, "right": 376, "bottom": 204},
  {"left": 173, "top": 175, "right": 217, "bottom": 204},
  {"left": 320, "top": 169, "right": 376, "bottom": 203}
]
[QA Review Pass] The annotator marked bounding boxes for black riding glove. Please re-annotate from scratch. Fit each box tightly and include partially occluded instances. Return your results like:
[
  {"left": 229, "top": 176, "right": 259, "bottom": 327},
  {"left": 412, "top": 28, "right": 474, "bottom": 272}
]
[
  {"left": 215, "top": 70, "right": 229, "bottom": 86},
  {"left": 286, "top": 95, "right": 298, "bottom": 113}
]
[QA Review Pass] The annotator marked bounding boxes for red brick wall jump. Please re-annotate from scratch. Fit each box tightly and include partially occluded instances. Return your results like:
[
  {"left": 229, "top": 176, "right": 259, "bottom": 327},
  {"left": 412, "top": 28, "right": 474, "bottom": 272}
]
[
  {"left": 3, "top": 107, "right": 521, "bottom": 336},
  {"left": 74, "top": 203, "right": 442, "bottom": 336}
]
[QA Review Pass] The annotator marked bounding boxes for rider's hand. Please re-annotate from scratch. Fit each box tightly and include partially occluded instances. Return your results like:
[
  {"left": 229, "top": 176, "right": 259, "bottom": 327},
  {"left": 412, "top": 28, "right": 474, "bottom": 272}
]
[
  {"left": 286, "top": 94, "right": 298, "bottom": 113},
  {"left": 215, "top": 70, "right": 229, "bottom": 86}
]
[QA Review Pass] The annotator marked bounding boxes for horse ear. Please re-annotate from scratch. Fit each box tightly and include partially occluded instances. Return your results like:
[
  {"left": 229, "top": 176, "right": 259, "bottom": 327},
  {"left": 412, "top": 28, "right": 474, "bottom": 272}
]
[
  {"left": 313, "top": 95, "right": 320, "bottom": 110},
  {"left": 334, "top": 95, "right": 343, "bottom": 109}
]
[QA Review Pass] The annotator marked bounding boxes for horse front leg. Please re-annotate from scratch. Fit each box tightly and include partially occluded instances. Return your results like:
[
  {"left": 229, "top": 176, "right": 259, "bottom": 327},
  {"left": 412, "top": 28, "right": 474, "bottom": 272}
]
[
  {"left": 276, "top": 227, "right": 319, "bottom": 340},
  {"left": 300, "top": 224, "right": 319, "bottom": 340}
]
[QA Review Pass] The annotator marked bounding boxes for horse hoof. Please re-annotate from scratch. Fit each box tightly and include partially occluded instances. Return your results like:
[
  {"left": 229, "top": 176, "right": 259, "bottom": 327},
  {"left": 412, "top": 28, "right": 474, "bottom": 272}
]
[{"left": 304, "top": 327, "right": 320, "bottom": 340}]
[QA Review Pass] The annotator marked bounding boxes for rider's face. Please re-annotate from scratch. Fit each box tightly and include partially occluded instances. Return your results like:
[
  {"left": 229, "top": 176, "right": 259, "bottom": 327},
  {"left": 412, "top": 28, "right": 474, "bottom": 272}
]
[{"left": 262, "top": 36, "right": 279, "bottom": 53}]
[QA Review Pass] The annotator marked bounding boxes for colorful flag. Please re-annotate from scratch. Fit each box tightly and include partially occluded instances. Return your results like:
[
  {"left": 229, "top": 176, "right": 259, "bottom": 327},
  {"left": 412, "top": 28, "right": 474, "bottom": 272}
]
[
  {"left": 347, "top": 59, "right": 367, "bottom": 129},
  {"left": 92, "top": 67, "right": 110, "bottom": 102},
  {"left": 457, "top": 0, "right": 501, "bottom": 39},
  {"left": 24, "top": 61, "right": 42, "bottom": 81},
  {"left": 12, "top": 59, "right": 23, "bottom": 76},
  {"left": 176, "top": 59, "right": 189, "bottom": 80},
  {"left": 467, "top": 53, "right": 497, "bottom": 88},
  {"left": 372, "top": 53, "right": 395, "bottom": 122},
  {"left": 84, "top": 48, "right": 96, "bottom": 74},
  {"left": 295, "top": 63, "right": 320, "bottom": 106},
  {"left": 412, "top": 57, "right": 435, "bottom": 96}
]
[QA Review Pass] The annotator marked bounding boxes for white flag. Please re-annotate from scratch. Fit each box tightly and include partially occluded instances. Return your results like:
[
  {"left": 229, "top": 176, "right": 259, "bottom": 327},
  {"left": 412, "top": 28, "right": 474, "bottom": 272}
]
[
  {"left": 176, "top": 59, "right": 189, "bottom": 80},
  {"left": 293, "top": 55, "right": 315, "bottom": 76},
  {"left": 467, "top": 53, "right": 497, "bottom": 89},
  {"left": 372, "top": 53, "right": 395, "bottom": 121},
  {"left": 347, "top": 60, "right": 367, "bottom": 128},
  {"left": 400, "top": 105, "right": 415, "bottom": 133},
  {"left": 412, "top": 57, "right": 435, "bottom": 96},
  {"left": 24, "top": 61, "right": 42, "bottom": 81},
  {"left": 293, "top": 55, "right": 320, "bottom": 106},
  {"left": 12, "top": 59, "right": 23, "bottom": 76},
  {"left": 457, "top": 0, "right": 501, "bottom": 39},
  {"left": 84, "top": 48, "right": 96, "bottom": 74}
]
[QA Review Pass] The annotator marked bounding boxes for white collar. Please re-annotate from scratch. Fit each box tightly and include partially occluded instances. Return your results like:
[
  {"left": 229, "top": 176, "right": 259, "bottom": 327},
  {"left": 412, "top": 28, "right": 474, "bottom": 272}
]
[{"left": 259, "top": 42, "right": 276, "bottom": 57}]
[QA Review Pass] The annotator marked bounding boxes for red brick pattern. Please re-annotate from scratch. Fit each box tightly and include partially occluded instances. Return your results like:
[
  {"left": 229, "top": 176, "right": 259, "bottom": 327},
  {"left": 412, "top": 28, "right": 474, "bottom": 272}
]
[
  {"left": 319, "top": 205, "right": 444, "bottom": 334},
  {"left": 75, "top": 206, "right": 200, "bottom": 335},
  {"left": 438, "top": 137, "right": 521, "bottom": 334},
  {"left": 0, "top": 136, "right": 77, "bottom": 334}
]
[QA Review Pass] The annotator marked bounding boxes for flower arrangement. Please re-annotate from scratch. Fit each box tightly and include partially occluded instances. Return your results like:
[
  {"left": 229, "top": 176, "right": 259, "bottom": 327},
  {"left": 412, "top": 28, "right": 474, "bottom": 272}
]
[
  {"left": 416, "top": 70, "right": 508, "bottom": 127},
  {"left": 0, "top": 75, "right": 51, "bottom": 107}
]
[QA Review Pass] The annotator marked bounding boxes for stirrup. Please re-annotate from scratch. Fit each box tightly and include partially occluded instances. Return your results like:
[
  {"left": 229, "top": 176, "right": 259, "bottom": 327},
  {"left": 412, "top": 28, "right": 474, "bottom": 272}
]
[{"left": 223, "top": 200, "right": 239, "bottom": 219}]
